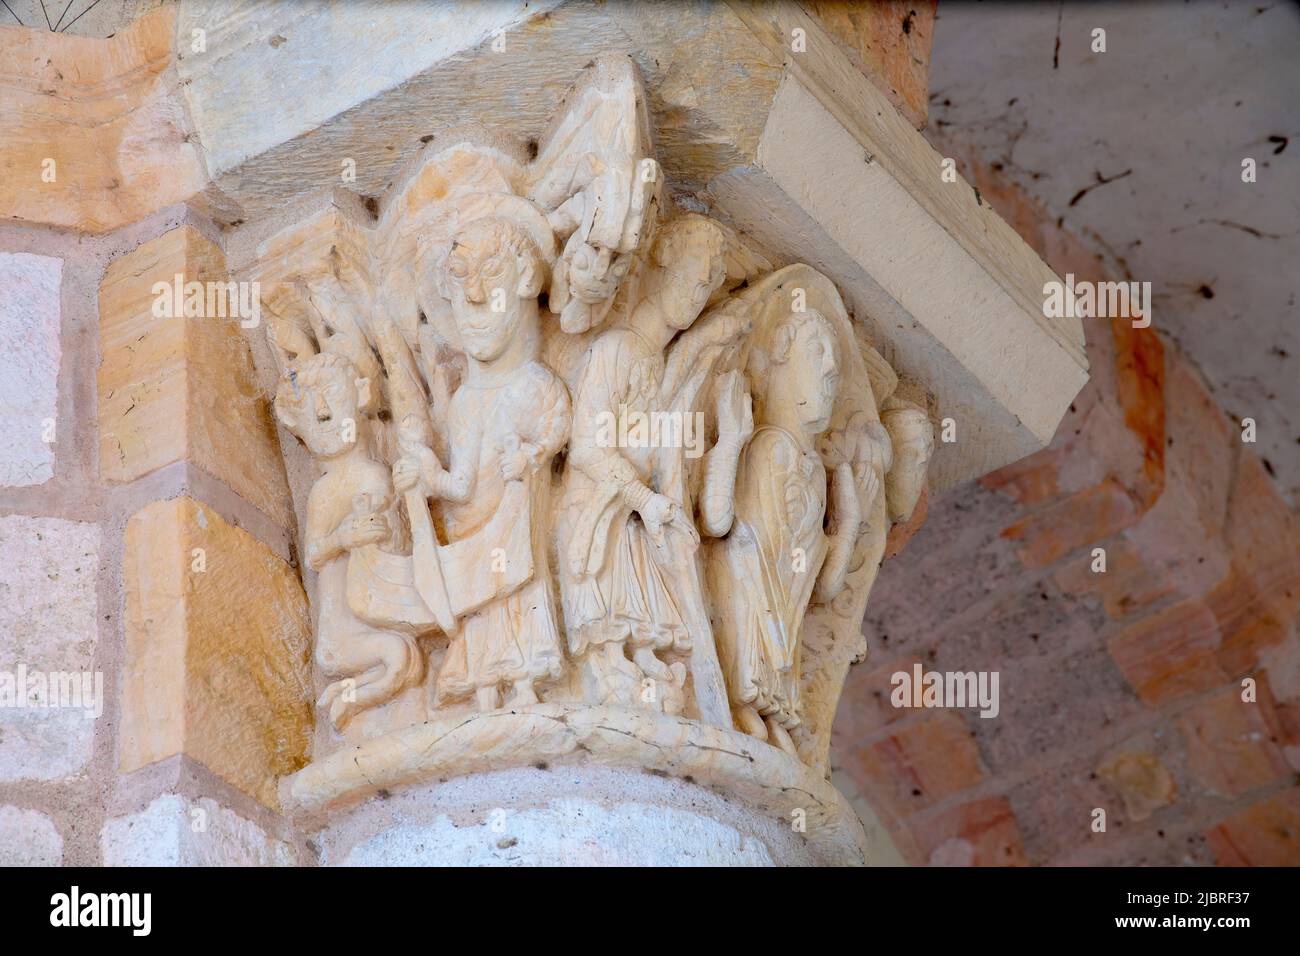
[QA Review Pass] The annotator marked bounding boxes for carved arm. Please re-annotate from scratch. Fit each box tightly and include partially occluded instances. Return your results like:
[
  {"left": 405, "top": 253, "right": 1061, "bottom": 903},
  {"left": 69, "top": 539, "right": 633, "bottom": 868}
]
[
  {"left": 814, "top": 462, "right": 864, "bottom": 603},
  {"left": 699, "top": 370, "right": 754, "bottom": 537},
  {"left": 305, "top": 495, "right": 389, "bottom": 572}
]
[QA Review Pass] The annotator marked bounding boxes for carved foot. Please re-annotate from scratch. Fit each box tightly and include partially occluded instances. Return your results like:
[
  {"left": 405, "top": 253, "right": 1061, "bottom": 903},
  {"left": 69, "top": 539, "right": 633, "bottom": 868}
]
[
  {"left": 583, "top": 642, "right": 642, "bottom": 708},
  {"left": 507, "top": 679, "right": 539, "bottom": 708},
  {"left": 734, "top": 704, "right": 767, "bottom": 741},
  {"left": 319, "top": 679, "right": 359, "bottom": 729},
  {"left": 766, "top": 719, "right": 798, "bottom": 757},
  {"left": 632, "top": 645, "right": 672, "bottom": 682},
  {"left": 660, "top": 661, "right": 687, "bottom": 716}
]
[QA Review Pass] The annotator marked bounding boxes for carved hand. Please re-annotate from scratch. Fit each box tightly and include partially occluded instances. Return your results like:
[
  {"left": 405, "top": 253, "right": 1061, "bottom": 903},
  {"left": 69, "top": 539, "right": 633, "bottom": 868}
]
[
  {"left": 393, "top": 444, "right": 441, "bottom": 496},
  {"left": 498, "top": 433, "right": 532, "bottom": 482},
  {"left": 338, "top": 512, "right": 390, "bottom": 550},
  {"left": 701, "top": 304, "right": 753, "bottom": 350},
  {"left": 639, "top": 493, "right": 700, "bottom": 550},
  {"left": 854, "top": 462, "right": 882, "bottom": 520},
  {"left": 714, "top": 370, "right": 754, "bottom": 448},
  {"left": 639, "top": 492, "right": 675, "bottom": 536}
]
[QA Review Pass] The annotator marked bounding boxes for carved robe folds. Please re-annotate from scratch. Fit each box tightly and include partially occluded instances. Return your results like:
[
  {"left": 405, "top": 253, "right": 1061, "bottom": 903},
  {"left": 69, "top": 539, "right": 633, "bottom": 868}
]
[
  {"left": 560, "top": 329, "right": 691, "bottom": 709},
  {"left": 711, "top": 427, "right": 828, "bottom": 732},
  {"left": 435, "top": 362, "right": 569, "bottom": 706}
]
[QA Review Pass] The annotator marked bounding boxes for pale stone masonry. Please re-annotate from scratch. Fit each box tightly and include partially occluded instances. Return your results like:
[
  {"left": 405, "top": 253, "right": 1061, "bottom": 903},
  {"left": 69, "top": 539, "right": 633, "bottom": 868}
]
[
  {"left": 0, "top": 514, "right": 100, "bottom": 783},
  {"left": 98, "top": 226, "right": 293, "bottom": 527},
  {"left": 0, "top": 252, "right": 61, "bottom": 488},
  {"left": 119, "top": 496, "right": 313, "bottom": 810},
  {"left": 101, "top": 794, "right": 296, "bottom": 866},
  {"left": 0, "top": 205, "right": 309, "bottom": 864},
  {"left": 0, "top": 805, "right": 63, "bottom": 866}
]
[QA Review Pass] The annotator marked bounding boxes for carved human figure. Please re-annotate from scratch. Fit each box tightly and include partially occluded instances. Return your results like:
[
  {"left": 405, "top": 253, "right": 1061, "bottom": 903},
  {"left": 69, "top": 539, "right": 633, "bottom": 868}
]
[
  {"left": 708, "top": 309, "right": 865, "bottom": 753},
  {"left": 558, "top": 214, "right": 741, "bottom": 716},
  {"left": 394, "top": 216, "right": 570, "bottom": 712},
  {"left": 546, "top": 156, "right": 660, "bottom": 334},
  {"left": 881, "top": 403, "right": 935, "bottom": 523},
  {"left": 274, "top": 352, "right": 422, "bottom": 729},
  {"left": 550, "top": 233, "right": 634, "bottom": 334}
]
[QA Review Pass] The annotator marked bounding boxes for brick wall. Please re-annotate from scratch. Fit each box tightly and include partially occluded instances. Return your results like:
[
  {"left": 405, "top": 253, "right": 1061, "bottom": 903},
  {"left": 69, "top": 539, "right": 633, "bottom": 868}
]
[{"left": 831, "top": 143, "right": 1300, "bottom": 866}]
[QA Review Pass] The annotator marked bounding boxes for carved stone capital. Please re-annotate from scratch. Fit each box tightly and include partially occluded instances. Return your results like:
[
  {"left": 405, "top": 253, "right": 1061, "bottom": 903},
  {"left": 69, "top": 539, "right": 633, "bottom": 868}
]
[{"left": 218, "top": 50, "right": 1086, "bottom": 864}]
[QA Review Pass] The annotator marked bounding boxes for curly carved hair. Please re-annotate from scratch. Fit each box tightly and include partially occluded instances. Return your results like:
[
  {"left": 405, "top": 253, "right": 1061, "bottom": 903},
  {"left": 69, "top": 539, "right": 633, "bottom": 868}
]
[
  {"left": 650, "top": 213, "right": 728, "bottom": 271},
  {"left": 441, "top": 216, "right": 548, "bottom": 297},
  {"left": 274, "top": 350, "right": 367, "bottom": 424}
]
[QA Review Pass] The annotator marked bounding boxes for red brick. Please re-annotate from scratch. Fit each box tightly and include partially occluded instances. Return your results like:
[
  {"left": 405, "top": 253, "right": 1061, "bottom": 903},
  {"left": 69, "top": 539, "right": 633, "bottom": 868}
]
[
  {"left": 1209, "top": 572, "right": 1292, "bottom": 676},
  {"left": 1274, "top": 700, "right": 1300, "bottom": 772},
  {"left": 840, "top": 711, "right": 985, "bottom": 814},
  {"left": 1207, "top": 788, "right": 1300, "bottom": 866},
  {"left": 1162, "top": 354, "right": 1236, "bottom": 531},
  {"left": 1123, "top": 476, "right": 1233, "bottom": 601},
  {"left": 1178, "top": 684, "right": 1290, "bottom": 798},
  {"left": 1053, "top": 534, "right": 1175, "bottom": 619},
  {"left": 1260, "top": 632, "right": 1300, "bottom": 702},
  {"left": 981, "top": 447, "right": 1062, "bottom": 507},
  {"left": 1107, "top": 599, "right": 1227, "bottom": 704},
  {"left": 1001, "top": 479, "right": 1139, "bottom": 569},
  {"left": 834, "top": 652, "right": 924, "bottom": 739},
  {"left": 847, "top": 137, "right": 1294, "bottom": 868},
  {"left": 1111, "top": 321, "right": 1165, "bottom": 505},
  {"left": 912, "top": 796, "right": 1030, "bottom": 867},
  {"left": 1225, "top": 452, "right": 1300, "bottom": 621},
  {"left": 1054, "top": 401, "right": 1139, "bottom": 497}
]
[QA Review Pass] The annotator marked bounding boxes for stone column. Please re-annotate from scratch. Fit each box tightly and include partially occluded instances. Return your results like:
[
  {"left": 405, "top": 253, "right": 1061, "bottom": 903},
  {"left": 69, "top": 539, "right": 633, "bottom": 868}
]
[{"left": 294, "top": 708, "right": 867, "bottom": 866}]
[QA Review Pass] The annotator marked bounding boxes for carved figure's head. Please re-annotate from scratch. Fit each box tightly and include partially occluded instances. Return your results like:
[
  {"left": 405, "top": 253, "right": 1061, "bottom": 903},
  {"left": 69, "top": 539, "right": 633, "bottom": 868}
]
[
  {"left": 440, "top": 216, "right": 546, "bottom": 362},
  {"left": 881, "top": 404, "right": 935, "bottom": 522},
  {"left": 274, "top": 351, "right": 372, "bottom": 459},
  {"left": 568, "top": 240, "right": 631, "bottom": 305},
  {"left": 753, "top": 309, "right": 841, "bottom": 436},
  {"left": 551, "top": 234, "right": 632, "bottom": 334},
  {"left": 651, "top": 215, "right": 729, "bottom": 330}
]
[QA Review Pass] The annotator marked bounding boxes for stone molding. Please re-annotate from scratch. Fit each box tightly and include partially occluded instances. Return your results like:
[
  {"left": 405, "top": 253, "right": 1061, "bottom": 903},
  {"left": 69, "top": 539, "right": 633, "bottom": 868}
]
[{"left": 282, "top": 702, "right": 868, "bottom": 866}]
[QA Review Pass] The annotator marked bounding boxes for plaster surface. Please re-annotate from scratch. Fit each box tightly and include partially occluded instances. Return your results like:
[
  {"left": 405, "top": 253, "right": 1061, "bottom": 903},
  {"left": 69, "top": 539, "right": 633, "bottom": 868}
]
[{"left": 930, "top": 2, "right": 1300, "bottom": 504}]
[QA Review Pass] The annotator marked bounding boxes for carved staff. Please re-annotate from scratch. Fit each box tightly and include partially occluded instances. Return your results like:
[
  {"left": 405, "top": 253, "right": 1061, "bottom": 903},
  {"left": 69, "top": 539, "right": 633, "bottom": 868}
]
[
  {"left": 657, "top": 526, "right": 732, "bottom": 730},
  {"left": 656, "top": 306, "right": 754, "bottom": 732},
  {"left": 372, "top": 314, "right": 458, "bottom": 636},
  {"left": 397, "top": 425, "right": 457, "bottom": 636}
]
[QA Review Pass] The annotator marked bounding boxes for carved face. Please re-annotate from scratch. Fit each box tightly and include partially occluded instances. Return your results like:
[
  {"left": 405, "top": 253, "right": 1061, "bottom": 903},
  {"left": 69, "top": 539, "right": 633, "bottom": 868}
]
[
  {"left": 882, "top": 407, "right": 934, "bottom": 521},
  {"left": 569, "top": 242, "right": 630, "bottom": 303},
  {"left": 276, "top": 356, "right": 367, "bottom": 459},
  {"left": 776, "top": 313, "right": 840, "bottom": 434},
  {"left": 441, "top": 225, "right": 536, "bottom": 363},
  {"left": 661, "top": 242, "right": 727, "bottom": 329}
]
